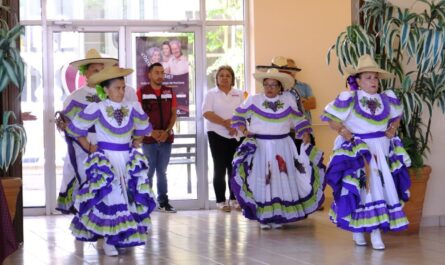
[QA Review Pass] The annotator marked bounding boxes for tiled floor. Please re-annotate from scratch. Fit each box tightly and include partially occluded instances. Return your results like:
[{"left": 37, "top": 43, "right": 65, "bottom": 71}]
[{"left": 4, "top": 210, "right": 445, "bottom": 265}]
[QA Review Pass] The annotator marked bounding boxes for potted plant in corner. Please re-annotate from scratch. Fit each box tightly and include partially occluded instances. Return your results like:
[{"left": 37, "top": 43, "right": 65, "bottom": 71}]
[
  {"left": 0, "top": 4, "right": 27, "bottom": 222},
  {"left": 327, "top": 0, "right": 445, "bottom": 234}
]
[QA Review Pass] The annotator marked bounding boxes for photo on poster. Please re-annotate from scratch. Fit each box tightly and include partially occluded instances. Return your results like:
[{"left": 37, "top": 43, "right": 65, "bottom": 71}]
[{"left": 136, "top": 36, "right": 190, "bottom": 117}]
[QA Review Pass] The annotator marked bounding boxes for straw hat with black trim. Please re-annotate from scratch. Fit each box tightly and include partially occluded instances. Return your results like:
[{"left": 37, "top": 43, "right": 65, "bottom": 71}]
[
  {"left": 70, "top": 49, "right": 118, "bottom": 68},
  {"left": 345, "top": 54, "right": 394, "bottom": 79},
  {"left": 253, "top": 68, "right": 295, "bottom": 90},
  {"left": 88, "top": 66, "right": 134, "bottom": 87},
  {"left": 285, "top": 58, "right": 301, "bottom": 72},
  {"left": 256, "top": 56, "right": 301, "bottom": 72}
]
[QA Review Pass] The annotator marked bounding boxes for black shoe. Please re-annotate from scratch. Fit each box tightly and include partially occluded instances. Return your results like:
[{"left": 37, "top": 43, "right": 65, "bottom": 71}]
[{"left": 158, "top": 202, "right": 177, "bottom": 213}]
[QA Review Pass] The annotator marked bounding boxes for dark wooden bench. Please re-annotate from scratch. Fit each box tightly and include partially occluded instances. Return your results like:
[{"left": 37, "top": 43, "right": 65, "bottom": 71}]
[{"left": 170, "top": 134, "right": 196, "bottom": 194}]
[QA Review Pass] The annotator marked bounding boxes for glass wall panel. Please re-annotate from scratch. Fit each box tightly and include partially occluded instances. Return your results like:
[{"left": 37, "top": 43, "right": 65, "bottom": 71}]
[
  {"left": 206, "top": 0, "right": 243, "bottom": 20},
  {"left": 47, "top": 0, "right": 124, "bottom": 20},
  {"left": 206, "top": 25, "right": 244, "bottom": 89},
  {"left": 126, "top": 0, "right": 200, "bottom": 20},
  {"left": 46, "top": 0, "right": 200, "bottom": 20},
  {"left": 19, "top": 0, "right": 246, "bottom": 209},
  {"left": 205, "top": 25, "right": 245, "bottom": 201},
  {"left": 20, "top": 0, "right": 41, "bottom": 20},
  {"left": 21, "top": 26, "right": 44, "bottom": 207}
]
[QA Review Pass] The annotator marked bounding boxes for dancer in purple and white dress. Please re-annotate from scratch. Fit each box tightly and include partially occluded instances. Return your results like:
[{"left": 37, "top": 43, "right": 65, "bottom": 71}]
[
  {"left": 321, "top": 55, "right": 411, "bottom": 250},
  {"left": 57, "top": 49, "right": 137, "bottom": 214},
  {"left": 231, "top": 69, "right": 325, "bottom": 230},
  {"left": 66, "top": 66, "right": 156, "bottom": 256}
]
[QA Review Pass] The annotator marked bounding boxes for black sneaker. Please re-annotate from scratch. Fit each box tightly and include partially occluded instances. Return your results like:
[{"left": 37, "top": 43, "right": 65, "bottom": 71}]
[{"left": 158, "top": 202, "right": 177, "bottom": 213}]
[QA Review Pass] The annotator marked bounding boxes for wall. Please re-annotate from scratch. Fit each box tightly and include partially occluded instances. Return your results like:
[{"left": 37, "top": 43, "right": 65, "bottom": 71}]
[
  {"left": 250, "top": 0, "right": 445, "bottom": 224},
  {"left": 249, "top": 0, "right": 352, "bottom": 201}
]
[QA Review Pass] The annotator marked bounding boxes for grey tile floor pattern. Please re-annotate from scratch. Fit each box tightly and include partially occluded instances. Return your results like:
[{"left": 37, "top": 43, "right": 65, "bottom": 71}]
[{"left": 4, "top": 210, "right": 445, "bottom": 265}]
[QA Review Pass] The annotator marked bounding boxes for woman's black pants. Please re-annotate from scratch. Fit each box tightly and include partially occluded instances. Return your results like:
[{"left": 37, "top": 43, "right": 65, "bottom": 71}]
[{"left": 207, "top": 131, "right": 241, "bottom": 203}]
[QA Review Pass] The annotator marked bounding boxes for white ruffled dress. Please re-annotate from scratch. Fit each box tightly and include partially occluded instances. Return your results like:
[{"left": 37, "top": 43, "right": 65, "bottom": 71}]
[
  {"left": 321, "top": 90, "right": 411, "bottom": 232},
  {"left": 66, "top": 99, "right": 156, "bottom": 247},
  {"left": 231, "top": 93, "right": 325, "bottom": 225}
]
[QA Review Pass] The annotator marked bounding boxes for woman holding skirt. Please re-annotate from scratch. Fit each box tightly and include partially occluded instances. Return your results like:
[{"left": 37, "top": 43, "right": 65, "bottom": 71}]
[
  {"left": 231, "top": 69, "right": 325, "bottom": 229},
  {"left": 321, "top": 54, "right": 411, "bottom": 250},
  {"left": 66, "top": 66, "right": 156, "bottom": 256}
]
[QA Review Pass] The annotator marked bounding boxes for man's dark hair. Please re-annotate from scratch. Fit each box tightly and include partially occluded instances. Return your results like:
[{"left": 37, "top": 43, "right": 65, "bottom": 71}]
[{"left": 148, "top": 62, "right": 163, "bottom": 73}]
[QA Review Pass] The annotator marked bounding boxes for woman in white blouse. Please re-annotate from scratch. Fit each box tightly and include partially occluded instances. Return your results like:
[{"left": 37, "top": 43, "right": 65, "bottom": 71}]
[{"left": 203, "top": 66, "right": 244, "bottom": 212}]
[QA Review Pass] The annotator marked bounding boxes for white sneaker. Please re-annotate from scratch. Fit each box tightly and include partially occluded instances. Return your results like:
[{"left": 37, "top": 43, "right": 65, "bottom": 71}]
[
  {"left": 260, "top": 224, "right": 271, "bottom": 230},
  {"left": 353, "top": 232, "right": 367, "bottom": 246},
  {"left": 370, "top": 229, "right": 385, "bottom": 250},
  {"left": 270, "top": 223, "right": 283, "bottom": 229},
  {"left": 217, "top": 202, "right": 231, "bottom": 212},
  {"left": 230, "top": 200, "right": 241, "bottom": 211},
  {"left": 103, "top": 241, "right": 118, "bottom": 256}
]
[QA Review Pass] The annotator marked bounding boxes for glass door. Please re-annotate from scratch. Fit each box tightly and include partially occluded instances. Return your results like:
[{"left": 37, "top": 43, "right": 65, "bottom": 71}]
[
  {"left": 52, "top": 29, "right": 120, "bottom": 214},
  {"left": 45, "top": 27, "right": 120, "bottom": 213},
  {"left": 126, "top": 27, "right": 207, "bottom": 209},
  {"left": 21, "top": 26, "right": 45, "bottom": 209},
  {"left": 22, "top": 25, "right": 207, "bottom": 213}
]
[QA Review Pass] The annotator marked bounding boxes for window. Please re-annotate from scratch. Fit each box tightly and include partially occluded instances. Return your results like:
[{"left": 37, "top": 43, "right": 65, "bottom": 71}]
[
  {"left": 206, "top": 25, "right": 245, "bottom": 89},
  {"left": 47, "top": 0, "right": 125, "bottom": 20},
  {"left": 21, "top": 26, "right": 44, "bottom": 207},
  {"left": 206, "top": 0, "right": 243, "bottom": 20},
  {"left": 126, "top": 0, "right": 200, "bottom": 20},
  {"left": 20, "top": 0, "right": 41, "bottom": 20},
  {"left": 43, "top": 0, "right": 201, "bottom": 20}
]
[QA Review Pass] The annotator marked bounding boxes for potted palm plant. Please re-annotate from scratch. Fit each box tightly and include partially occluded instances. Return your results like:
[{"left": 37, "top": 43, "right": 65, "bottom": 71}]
[
  {"left": 327, "top": 0, "right": 445, "bottom": 234},
  {"left": 0, "top": 4, "right": 27, "bottom": 221}
]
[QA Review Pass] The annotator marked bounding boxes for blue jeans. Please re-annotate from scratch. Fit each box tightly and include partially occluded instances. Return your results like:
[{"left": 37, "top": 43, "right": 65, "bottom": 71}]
[{"left": 142, "top": 142, "right": 172, "bottom": 204}]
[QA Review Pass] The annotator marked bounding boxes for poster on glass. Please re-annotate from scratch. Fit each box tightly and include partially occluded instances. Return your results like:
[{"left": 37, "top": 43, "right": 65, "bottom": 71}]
[{"left": 136, "top": 36, "right": 190, "bottom": 117}]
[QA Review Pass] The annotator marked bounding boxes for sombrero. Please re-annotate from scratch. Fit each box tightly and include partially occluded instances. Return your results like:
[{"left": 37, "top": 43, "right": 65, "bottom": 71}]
[
  {"left": 345, "top": 54, "right": 394, "bottom": 79},
  {"left": 70, "top": 49, "right": 118, "bottom": 68},
  {"left": 253, "top": 68, "right": 295, "bottom": 90},
  {"left": 88, "top": 66, "right": 133, "bottom": 87},
  {"left": 256, "top": 56, "right": 301, "bottom": 72}
]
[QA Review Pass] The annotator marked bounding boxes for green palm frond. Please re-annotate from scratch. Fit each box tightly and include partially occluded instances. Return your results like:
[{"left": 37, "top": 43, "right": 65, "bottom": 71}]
[
  {"left": 361, "top": 0, "right": 392, "bottom": 34},
  {"left": 0, "top": 24, "right": 24, "bottom": 93},
  {"left": 0, "top": 5, "right": 27, "bottom": 172},
  {"left": 327, "top": 25, "right": 375, "bottom": 74},
  {"left": 328, "top": 0, "right": 445, "bottom": 167},
  {"left": 0, "top": 111, "right": 27, "bottom": 171}
]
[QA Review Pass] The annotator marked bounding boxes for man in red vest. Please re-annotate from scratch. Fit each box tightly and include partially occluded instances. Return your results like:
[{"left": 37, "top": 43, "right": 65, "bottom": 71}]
[{"left": 137, "top": 63, "right": 178, "bottom": 213}]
